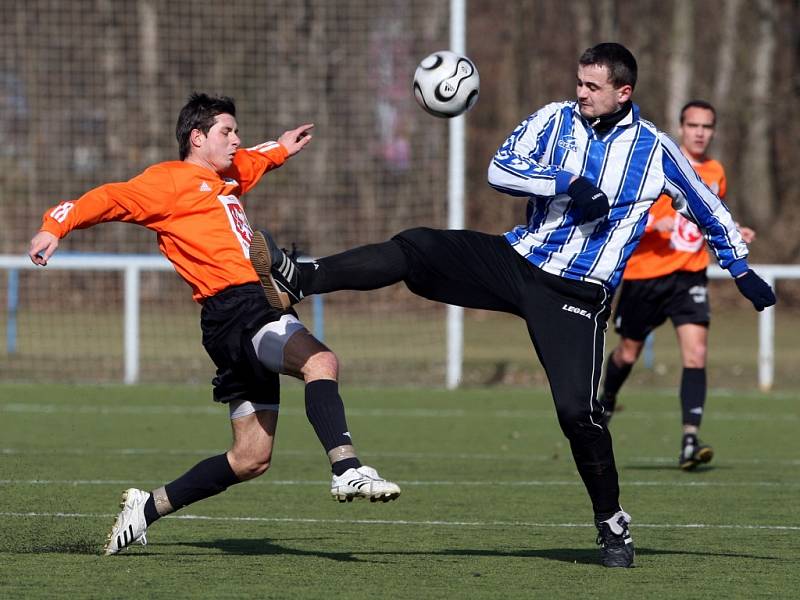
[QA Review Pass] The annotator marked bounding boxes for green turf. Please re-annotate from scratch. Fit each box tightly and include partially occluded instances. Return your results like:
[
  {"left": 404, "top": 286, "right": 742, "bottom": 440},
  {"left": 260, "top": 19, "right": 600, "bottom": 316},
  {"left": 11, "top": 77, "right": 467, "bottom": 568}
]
[
  {"left": 1, "top": 383, "right": 798, "bottom": 598},
  {"left": 2, "top": 293, "right": 800, "bottom": 388}
]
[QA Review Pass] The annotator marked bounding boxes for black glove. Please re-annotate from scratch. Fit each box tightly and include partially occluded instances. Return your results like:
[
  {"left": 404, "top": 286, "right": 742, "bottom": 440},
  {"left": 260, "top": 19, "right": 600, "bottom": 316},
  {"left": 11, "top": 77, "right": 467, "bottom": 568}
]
[
  {"left": 568, "top": 176, "right": 609, "bottom": 222},
  {"left": 735, "top": 269, "right": 776, "bottom": 311}
]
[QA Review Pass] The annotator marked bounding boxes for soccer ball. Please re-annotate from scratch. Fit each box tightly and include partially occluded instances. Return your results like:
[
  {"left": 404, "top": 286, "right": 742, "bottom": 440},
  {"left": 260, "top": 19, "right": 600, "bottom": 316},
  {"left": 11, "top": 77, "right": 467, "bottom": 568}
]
[{"left": 413, "top": 50, "right": 480, "bottom": 118}]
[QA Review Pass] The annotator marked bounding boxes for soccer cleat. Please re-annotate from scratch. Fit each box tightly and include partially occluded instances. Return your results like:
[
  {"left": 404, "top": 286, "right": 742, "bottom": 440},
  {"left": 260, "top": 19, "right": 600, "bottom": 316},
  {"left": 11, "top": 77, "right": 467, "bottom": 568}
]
[
  {"left": 595, "top": 510, "right": 635, "bottom": 568},
  {"left": 331, "top": 465, "right": 401, "bottom": 503},
  {"left": 250, "top": 230, "right": 305, "bottom": 310},
  {"left": 103, "top": 488, "right": 149, "bottom": 556},
  {"left": 679, "top": 434, "right": 714, "bottom": 471}
]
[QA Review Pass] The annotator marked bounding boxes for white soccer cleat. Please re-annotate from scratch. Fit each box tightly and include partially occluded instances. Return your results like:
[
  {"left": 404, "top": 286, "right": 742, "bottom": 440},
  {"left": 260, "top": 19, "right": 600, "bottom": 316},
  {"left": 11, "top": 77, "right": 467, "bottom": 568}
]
[
  {"left": 331, "top": 466, "right": 401, "bottom": 503},
  {"left": 103, "top": 488, "right": 149, "bottom": 555}
]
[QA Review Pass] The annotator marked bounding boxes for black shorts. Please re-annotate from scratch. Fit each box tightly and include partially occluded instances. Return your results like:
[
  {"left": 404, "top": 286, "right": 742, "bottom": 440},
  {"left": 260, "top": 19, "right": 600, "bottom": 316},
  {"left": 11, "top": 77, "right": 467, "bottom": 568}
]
[
  {"left": 613, "top": 270, "right": 710, "bottom": 341},
  {"left": 200, "top": 283, "right": 285, "bottom": 404}
]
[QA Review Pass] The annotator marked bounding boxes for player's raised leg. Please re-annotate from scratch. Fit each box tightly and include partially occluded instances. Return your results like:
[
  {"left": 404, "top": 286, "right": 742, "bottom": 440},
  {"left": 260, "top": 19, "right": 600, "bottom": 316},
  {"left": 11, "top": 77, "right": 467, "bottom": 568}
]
[{"left": 251, "top": 229, "right": 410, "bottom": 309}]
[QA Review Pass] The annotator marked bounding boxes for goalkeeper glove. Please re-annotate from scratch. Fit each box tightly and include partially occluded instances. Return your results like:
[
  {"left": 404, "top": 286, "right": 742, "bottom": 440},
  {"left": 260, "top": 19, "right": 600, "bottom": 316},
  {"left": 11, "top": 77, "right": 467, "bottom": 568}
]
[
  {"left": 568, "top": 176, "right": 609, "bottom": 222},
  {"left": 735, "top": 269, "right": 776, "bottom": 311}
]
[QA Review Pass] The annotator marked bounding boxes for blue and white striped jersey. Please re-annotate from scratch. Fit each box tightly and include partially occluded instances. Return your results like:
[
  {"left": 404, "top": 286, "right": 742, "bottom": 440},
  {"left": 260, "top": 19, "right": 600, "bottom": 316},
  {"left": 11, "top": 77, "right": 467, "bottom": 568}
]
[{"left": 487, "top": 101, "right": 748, "bottom": 292}]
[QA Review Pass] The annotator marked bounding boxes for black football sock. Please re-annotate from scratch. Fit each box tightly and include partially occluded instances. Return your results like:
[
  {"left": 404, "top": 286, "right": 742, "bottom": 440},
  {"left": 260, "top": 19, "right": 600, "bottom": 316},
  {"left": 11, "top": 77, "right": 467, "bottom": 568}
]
[
  {"left": 305, "top": 379, "right": 362, "bottom": 475},
  {"left": 331, "top": 457, "right": 361, "bottom": 476},
  {"left": 303, "top": 240, "right": 408, "bottom": 295},
  {"left": 143, "top": 496, "right": 160, "bottom": 526},
  {"left": 601, "top": 352, "right": 633, "bottom": 411},
  {"left": 142, "top": 454, "right": 240, "bottom": 525},
  {"left": 680, "top": 367, "right": 706, "bottom": 427}
]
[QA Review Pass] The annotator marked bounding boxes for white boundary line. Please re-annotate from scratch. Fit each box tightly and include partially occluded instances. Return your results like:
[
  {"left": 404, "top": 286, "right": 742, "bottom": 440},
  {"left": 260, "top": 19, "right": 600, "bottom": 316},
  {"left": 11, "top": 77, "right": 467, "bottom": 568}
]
[
  {"left": 1, "top": 511, "right": 798, "bottom": 531},
  {"left": 3, "top": 447, "right": 800, "bottom": 466},
  {"left": 0, "top": 403, "right": 796, "bottom": 422},
  {"left": 1, "top": 478, "right": 798, "bottom": 488}
]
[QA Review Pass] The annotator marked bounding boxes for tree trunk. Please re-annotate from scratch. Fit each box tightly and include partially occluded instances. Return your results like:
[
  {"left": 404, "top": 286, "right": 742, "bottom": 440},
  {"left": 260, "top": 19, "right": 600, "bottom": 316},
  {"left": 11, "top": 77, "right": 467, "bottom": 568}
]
[
  {"left": 739, "top": 0, "right": 777, "bottom": 229},
  {"left": 666, "top": 0, "right": 694, "bottom": 134},
  {"left": 138, "top": 0, "right": 161, "bottom": 165},
  {"left": 711, "top": 0, "right": 742, "bottom": 170}
]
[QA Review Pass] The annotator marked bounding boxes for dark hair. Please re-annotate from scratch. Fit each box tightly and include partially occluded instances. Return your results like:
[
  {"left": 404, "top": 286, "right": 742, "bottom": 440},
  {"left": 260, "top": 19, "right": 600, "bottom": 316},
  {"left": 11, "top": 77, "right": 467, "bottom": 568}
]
[
  {"left": 578, "top": 43, "right": 638, "bottom": 89},
  {"left": 679, "top": 100, "right": 716, "bottom": 126},
  {"left": 175, "top": 92, "right": 236, "bottom": 160}
]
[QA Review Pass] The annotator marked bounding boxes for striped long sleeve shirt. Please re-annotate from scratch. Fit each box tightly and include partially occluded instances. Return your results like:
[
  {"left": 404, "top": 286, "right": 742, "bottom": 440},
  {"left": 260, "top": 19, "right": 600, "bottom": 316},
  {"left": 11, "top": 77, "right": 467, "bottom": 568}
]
[{"left": 487, "top": 101, "right": 748, "bottom": 292}]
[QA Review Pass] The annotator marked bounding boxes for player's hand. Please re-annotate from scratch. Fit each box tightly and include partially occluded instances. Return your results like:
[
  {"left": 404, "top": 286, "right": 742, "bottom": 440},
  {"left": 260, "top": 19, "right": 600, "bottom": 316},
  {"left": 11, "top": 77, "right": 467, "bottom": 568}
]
[
  {"left": 29, "top": 231, "right": 59, "bottom": 266},
  {"left": 278, "top": 123, "right": 314, "bottom": 157},
  {"left": 735, "top": 269, "right": 776, "bottom": 312},
  {"left": 567, "top": 176, "right": 609, "bottom": 222},
  {"left": 736, "top": 223, "right": 756, "bottom": 244}
]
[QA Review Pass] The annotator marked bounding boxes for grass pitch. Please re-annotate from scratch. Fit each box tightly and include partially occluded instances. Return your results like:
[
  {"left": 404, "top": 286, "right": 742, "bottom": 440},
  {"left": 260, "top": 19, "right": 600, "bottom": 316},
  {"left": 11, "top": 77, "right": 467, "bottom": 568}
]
[{"left": 1, "top": 383, "right": 798, "bottom": 598}]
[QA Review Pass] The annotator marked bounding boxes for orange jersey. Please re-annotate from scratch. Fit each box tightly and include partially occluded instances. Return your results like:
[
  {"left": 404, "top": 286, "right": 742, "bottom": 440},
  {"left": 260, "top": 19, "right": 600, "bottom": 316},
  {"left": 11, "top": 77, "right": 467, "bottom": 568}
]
[
  {"left": 40, "top": 142, "right": 288, "bottom": 301},
  {"left": 623, "top": 158, "right": 726, "bottom": 280}
]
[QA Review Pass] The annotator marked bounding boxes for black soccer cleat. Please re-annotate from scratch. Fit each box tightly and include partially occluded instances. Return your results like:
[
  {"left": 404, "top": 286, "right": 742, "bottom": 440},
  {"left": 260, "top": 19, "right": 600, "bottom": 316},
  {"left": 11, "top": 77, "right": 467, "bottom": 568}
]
[
  {"left": 250, "top": 230, "right": 305, "bottom": 309},
  {"left": 595, "top": 510, "right": 635, "bottom": 568},
  {"left": 679, "top": 434, "right": 714, "bottom": 471}
]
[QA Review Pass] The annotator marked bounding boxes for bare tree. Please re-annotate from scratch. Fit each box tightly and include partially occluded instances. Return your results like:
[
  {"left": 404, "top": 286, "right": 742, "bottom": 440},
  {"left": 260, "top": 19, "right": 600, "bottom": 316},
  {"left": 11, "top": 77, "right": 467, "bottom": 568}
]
[
  {"left": 598, "top": 0, "right": 619, "bottom": 40},
  {"left": 739, "top": 0, "right": 778, "bottom": 228},
  {"left": 666, "top": 0, "right": 694, "bottom": 134},
  {"left": 711, "top": 0, "right": 742, "bottom": 168},
  {"left": 138, "top": 0, "right": 161, "bottom": 165}
]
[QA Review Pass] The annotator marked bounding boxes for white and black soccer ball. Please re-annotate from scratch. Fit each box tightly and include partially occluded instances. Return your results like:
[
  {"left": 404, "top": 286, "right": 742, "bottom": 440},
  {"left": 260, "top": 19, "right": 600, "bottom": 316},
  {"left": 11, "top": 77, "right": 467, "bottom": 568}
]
[{"left": 413, "top": 50, "right": 480, "bottom": 118}]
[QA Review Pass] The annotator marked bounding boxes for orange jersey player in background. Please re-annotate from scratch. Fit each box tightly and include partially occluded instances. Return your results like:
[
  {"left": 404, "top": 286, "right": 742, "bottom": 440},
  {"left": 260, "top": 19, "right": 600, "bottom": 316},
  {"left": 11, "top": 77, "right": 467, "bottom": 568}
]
[
  {"left": 623, "top": 157, "right": 726, "bottom": 280},
  {"left": 600, "top": 100, "right": 755, "bottom": 470},
  {"left": 29, "top": 93, "right": 400, "bottom": 557}
]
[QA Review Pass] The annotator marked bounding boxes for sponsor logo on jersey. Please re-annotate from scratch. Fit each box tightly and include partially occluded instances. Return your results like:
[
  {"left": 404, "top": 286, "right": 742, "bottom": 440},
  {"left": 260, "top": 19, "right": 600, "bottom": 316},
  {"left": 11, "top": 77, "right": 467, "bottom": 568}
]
[
  {"left": 217, "top": 195, "right": 253, "bottom": 256},
  {"left": 670, "top": 214, "right": 704, "bottom": 253},
  {"left": 562, "top": 304, "right": 592, "bottom": 319},
  {"left": 557, "top": 135, "right": 578, "bottom": 152},
  {"left": 199, "top": 182, "right": 211, "bottom": 192}
]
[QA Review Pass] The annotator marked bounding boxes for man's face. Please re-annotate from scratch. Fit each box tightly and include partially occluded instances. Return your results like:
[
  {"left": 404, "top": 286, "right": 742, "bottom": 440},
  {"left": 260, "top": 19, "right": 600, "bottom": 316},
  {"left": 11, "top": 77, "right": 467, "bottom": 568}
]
[
  {"left": 576, "top": 64, "right": 632, "bottom": 119},
  {"left": 679, "top": 107, "right": 715, "bottom": 159},
  {"left": 192, "top": 113, "right": 240, "bottom": 172}
]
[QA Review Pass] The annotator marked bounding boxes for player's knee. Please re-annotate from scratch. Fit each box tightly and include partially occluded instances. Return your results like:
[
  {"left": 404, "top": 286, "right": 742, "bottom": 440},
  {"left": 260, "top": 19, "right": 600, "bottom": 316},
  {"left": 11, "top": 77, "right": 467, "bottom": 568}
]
[
  {"left": 683, "top": 345, "right": 707, "bottom": 368},
  {"left": 393, "top": 227, "right": 436, "bottom": 251},
  {"left": 233, "top": 453, "right": 272, "bottom": 481},
  {"left": 555, "top": 403, "right": 593, "bottom": 434},
  {"left": 302, "top": 350, "right": 339, "bottom": 381},
  {"left": 614, "top": 342, "right": 641, "bottom": 366}
]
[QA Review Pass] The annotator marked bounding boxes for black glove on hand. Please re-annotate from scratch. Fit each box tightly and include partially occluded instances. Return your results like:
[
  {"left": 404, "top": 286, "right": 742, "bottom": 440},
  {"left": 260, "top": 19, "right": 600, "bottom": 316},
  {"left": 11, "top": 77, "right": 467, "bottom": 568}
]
[
  {"left": 735, "top": 269, "right": 776, "bottom": 311},
  {"left": 568, "top": 176, "right": 610, "bottom": 222}
]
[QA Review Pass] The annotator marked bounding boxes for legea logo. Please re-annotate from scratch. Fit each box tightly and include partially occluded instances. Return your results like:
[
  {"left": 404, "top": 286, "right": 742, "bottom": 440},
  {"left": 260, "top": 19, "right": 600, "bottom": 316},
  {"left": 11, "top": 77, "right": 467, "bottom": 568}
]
[
  {"left": 558, "top": 135, "right": 578, "bottom": 152},
  {"left": 562, "top": 304, "right": 592, "bottom": 319}
]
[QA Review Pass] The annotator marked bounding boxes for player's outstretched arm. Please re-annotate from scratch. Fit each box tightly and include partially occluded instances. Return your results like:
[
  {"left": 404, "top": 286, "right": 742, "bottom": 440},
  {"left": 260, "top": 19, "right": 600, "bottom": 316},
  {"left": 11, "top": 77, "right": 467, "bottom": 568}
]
[
  {"left": 29, "top": 231, "right": 59, "bottom": 266},
  {"left": 277, "top": 123, "right": 314, "bottom": 157},
  {"left": 735, "top": 269, "right": 776, "bottom": 312}
]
